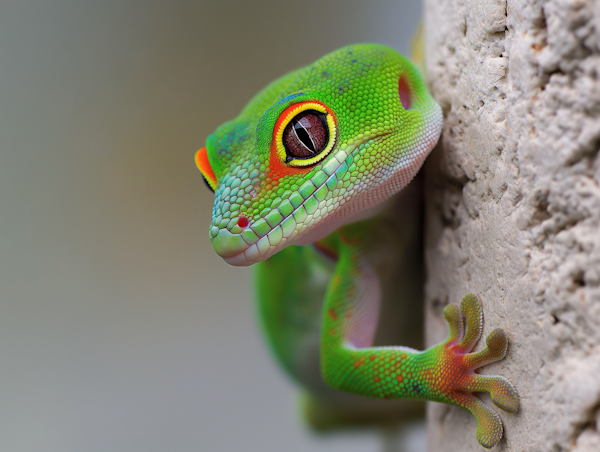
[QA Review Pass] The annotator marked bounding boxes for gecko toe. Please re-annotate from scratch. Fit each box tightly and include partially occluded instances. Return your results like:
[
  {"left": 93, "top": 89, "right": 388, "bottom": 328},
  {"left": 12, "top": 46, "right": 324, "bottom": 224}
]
[
  {"left": 443, "top": 303, "right": 464, "bottom": 343},
  {"left": 453, "top": 392, "right": 504, "bottom": 449},
  {"left": 457, "top": 294, "right": 483, "bottom": 352},
  {"left": 485, "top": 328, "right": 508, "bottom": 361},
  {"left": 490, "top": 377, "right": 519, "bottom": 413},
  {"left": 464, "top": 374, "right": 519, "bottom": 414}
]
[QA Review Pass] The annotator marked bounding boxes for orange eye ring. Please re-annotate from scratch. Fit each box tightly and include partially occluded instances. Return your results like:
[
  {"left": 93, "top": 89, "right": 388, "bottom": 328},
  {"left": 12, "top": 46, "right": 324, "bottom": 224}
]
[
  {"left": 273, "top": 101, "right": 337, "bottom": 167},
  {"left": 195, "top": 147, "right": 217, "bottom": 191}
]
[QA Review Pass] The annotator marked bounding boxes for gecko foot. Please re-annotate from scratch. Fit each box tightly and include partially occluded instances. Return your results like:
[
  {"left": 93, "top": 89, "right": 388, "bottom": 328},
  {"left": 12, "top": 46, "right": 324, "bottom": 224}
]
[{"left": 435, "top": 294, "right": 519, "bottom": 448}]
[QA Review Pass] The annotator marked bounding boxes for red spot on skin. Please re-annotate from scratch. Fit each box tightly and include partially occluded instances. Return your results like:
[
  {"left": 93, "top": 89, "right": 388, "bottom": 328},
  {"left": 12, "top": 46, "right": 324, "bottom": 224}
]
[
  {"left": 237, "top": 217, "right": 249, "bottom": 228},
  {"left": 338, "top": 231, "right": 359, "bottom": 245},
  {"left": 370, "top": 355, "right": 376, "bottom": 361},
  {"left": 374, "top": 376, "right": 380, "bottom": 383},
  {"left": 328, "top": 308, "right": 338, "bottom": 321},
  {"left": 396, "top": 374, "right": 404, "bottom": 383},
  {"left": 353, "top": 356, "right": 366, "bottom": 369},
  {"left": 398, "top": 76, "right": 412, "bottom": 110}
]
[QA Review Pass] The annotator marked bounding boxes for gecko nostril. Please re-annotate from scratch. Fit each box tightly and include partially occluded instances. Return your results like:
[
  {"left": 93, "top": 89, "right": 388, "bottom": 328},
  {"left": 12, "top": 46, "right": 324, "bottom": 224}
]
[{"left": 237, "top": 217, "right": 249, "bottom": 229}]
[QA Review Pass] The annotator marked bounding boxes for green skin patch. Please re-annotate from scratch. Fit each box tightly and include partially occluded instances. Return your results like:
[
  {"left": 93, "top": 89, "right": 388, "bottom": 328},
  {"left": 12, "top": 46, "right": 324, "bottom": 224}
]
[{"left": 197, "top": 44, "right": 518, "bottom": 449}]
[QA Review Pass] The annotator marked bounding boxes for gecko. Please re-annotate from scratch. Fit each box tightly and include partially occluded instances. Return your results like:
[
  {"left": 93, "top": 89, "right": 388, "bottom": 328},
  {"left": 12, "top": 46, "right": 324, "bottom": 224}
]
[{"left": 195, "top": 44, "right": 518, "bottom": 449}]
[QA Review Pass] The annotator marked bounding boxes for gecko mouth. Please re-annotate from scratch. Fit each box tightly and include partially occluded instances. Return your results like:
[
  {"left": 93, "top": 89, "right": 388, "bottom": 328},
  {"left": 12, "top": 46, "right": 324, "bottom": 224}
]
[
  {"left": 222, "top": 245, "right": 274, "bottom": 267},
  {"left": 210, "top": 147, "right": 354, "bottom": 266}
]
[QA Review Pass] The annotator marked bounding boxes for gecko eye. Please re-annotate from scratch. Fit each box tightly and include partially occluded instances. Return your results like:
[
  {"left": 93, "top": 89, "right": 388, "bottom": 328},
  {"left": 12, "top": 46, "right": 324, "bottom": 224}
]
[
  {"left": 282, "top": 110, "right": 329, "bottom": 160},
  {"left": 201, "top": 174, "right": 215, "bottom": 193},
  {"left": 195, "top": 147, "right": 217, "bottom": 193},
  {"left": 274, "top": 101, "right": 337, "bottom": 167}
]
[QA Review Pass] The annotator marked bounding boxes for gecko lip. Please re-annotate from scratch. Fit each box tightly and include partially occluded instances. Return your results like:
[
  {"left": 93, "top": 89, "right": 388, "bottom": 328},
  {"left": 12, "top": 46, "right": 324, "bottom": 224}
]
[
  {"left": 221, "top": 239, "right": 280, "bottom": 267},
  {"left": 223, "top": 249, "right": 256, "bottom": 267},
  {"left": 210, "top": 228, "right": 249, "bottom": 259},
  {"left": 211, "top": 227, "right": 281, "bottom": 267}
]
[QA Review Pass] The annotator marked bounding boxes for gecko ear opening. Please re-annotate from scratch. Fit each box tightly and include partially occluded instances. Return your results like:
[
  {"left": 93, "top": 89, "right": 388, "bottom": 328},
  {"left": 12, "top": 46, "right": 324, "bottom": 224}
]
[
  {"left": 398, "top": 76, "right": 412, "bottom": 110},
  {"left": 195, "top": 147, "right": 217, "bottom": 192}
]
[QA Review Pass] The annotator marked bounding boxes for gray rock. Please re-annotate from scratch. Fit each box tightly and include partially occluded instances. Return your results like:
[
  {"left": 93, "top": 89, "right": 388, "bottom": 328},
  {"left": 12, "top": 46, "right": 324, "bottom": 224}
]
[{"left": 423, "top": 0, "right": 600, "bottom": 450}]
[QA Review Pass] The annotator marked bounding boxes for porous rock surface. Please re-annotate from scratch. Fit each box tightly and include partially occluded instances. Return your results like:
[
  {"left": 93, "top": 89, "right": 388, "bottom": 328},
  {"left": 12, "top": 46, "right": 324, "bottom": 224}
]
[{"left": 423, "top": 0, "right": 600, "bottom": 450}]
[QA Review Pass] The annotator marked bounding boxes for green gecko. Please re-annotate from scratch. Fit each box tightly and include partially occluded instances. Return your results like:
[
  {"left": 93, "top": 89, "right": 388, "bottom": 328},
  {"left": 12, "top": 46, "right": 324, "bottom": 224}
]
[{"left": 195, "top": 44, "right": 518, "bottom": 449}]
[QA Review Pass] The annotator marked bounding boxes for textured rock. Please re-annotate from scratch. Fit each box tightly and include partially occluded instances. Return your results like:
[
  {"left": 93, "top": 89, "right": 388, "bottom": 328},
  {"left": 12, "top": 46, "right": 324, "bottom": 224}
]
[{"left": 423, "top": 0, "right": 600, "bottom": 450}]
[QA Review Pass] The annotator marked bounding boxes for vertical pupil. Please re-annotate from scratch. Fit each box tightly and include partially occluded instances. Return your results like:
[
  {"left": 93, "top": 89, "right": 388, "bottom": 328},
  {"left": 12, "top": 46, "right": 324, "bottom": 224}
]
[
  {"left": 293, "top": 118, "right": 316, "bottom": 153},
  {"left": 282, "top": 109, "right": 330, "bottom": 161}
]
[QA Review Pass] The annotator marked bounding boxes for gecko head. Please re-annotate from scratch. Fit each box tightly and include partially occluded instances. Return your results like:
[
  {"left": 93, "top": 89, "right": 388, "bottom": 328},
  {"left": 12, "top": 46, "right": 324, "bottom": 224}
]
[{"left": 196, "top": 44, "right": 442, "bottom": 267}]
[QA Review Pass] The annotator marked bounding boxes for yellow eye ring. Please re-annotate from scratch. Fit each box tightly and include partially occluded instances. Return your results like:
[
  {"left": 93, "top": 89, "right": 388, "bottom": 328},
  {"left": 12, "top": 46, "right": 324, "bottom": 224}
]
[{"left": 273, "top": 101, "right": 337, "bottom": 167}]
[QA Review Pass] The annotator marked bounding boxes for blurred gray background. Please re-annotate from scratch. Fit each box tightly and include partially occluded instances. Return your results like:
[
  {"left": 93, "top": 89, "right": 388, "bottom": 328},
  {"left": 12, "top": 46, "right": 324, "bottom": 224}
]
[{"left": 0, "top": 1, "right": 421, "bottom": 451}]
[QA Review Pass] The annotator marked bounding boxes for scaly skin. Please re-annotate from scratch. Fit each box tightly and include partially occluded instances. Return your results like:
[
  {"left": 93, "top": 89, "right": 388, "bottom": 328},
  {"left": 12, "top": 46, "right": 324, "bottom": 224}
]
[{"left": 196, "top": 44, "right": 518, "bottom": 448}]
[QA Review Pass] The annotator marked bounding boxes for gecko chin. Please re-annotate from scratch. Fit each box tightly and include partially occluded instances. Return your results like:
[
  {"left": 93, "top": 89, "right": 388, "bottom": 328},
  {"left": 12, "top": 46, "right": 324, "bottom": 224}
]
[
  {"left": 211, "top": 214, "right": 337, "bottom": 267},
  {"left": 223, "top": 248, "right": 271, "bottom": 267},
  {"left": 212, "top": 198, "right": 396, "bottom": 268},
  {"left": 212, "top": 228, "right": 290, "bottom": 267}
]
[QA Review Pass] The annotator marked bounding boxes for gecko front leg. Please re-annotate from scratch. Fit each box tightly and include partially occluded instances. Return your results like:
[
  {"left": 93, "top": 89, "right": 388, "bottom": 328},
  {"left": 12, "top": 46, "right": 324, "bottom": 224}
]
[{"left": 320, "top": 233, "right": 518, "bottom": 449}]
